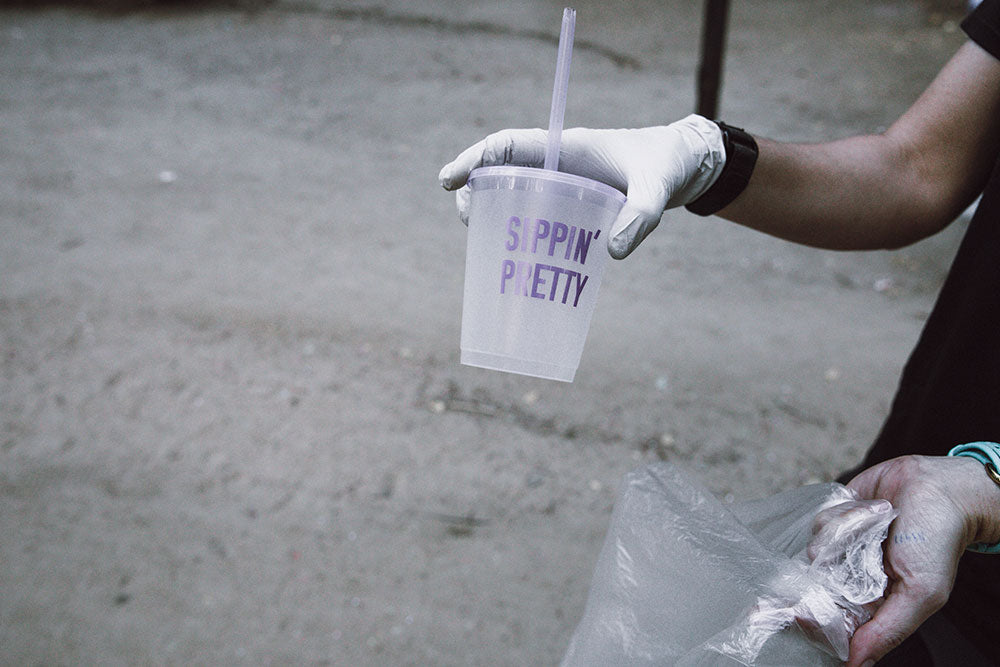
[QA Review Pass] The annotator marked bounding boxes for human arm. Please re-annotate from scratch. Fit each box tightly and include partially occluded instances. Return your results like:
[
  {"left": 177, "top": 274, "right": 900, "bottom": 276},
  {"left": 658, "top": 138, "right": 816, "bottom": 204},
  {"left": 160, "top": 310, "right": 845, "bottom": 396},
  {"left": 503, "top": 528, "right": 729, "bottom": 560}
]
[
  {"left": 839, "top": 455, "right": 1000, "bottom": 666},
  {"left": 440, "top": 40, "right": 1000, "bottom": 257},
  {"left": 719, "top": 40, "right": 1000, "bottom": 250}
]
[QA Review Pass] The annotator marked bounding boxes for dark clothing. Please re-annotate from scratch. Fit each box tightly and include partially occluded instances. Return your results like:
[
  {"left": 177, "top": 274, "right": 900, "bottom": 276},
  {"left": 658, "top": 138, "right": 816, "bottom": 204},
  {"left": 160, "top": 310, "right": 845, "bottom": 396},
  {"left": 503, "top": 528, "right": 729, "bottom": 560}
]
[
  {"left": 838, "top": 2, "right": 1000, "bottom": 663},
  {"left": 862, "top": 0, "right": 1000, "bottom": 471}
]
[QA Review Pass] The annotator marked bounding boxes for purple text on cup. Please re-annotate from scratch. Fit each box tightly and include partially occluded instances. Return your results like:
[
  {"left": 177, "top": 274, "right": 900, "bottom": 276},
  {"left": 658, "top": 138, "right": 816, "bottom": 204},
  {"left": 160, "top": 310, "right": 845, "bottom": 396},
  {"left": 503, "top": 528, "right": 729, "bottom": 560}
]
[{"left": 498, "top": 215, "right": 601, "bottom": 308}]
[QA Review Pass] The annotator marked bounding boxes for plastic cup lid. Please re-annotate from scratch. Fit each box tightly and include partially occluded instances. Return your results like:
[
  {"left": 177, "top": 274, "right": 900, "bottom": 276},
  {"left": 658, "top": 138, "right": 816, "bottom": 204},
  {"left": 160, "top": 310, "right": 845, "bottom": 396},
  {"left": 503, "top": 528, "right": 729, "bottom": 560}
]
[{"left": 468, "top": 166, "right": 626, "bottom": 206}]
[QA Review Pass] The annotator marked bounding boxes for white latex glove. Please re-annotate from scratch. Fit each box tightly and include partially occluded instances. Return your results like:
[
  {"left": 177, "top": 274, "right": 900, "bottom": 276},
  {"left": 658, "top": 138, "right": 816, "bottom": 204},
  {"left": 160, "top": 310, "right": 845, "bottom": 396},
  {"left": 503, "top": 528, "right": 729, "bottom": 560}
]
[{"left": 438, "top": 114, "right": 726, "bottom": 259}]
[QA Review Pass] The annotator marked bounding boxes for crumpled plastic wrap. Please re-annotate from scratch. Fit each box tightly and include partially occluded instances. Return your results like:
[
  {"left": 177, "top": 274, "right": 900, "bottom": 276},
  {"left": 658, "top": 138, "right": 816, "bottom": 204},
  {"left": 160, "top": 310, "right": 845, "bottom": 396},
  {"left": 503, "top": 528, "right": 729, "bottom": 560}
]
[{"left": 561, "top": 463, "right": 897, "bottom": 666}]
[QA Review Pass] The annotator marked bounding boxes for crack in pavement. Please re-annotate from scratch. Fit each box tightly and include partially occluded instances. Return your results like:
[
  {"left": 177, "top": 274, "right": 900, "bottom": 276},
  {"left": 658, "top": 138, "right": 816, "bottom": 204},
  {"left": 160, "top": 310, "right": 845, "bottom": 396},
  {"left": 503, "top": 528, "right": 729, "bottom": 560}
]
[
  {"left": 281, "top": 3, "right": 643, "bottom": 70},
  {"left": 420, "top": 378, "right": 628, "bottom": 445}
]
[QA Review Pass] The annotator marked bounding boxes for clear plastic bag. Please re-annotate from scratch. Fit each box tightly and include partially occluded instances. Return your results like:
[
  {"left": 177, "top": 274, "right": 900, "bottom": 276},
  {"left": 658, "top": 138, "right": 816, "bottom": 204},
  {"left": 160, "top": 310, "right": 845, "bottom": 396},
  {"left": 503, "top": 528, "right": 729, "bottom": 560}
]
[{"left": 561, "top": 463, "right": 896, "bottom": 666}]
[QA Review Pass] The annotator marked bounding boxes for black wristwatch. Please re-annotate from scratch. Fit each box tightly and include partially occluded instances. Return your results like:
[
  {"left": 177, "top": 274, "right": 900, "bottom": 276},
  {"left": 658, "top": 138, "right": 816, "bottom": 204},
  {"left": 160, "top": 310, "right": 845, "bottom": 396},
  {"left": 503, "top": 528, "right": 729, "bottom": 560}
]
[{"left": 685, "top": 121, "right": 759, "bottom": 216}]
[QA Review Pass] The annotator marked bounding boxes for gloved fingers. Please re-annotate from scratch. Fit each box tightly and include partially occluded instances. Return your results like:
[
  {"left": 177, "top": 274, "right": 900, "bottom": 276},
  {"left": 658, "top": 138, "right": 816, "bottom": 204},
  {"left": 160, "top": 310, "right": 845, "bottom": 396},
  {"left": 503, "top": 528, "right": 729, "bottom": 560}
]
[
  {"left": 454, "top": 185, "right": 472, "bottom": 226},
  {"left": 607, "top": 190, "right": 665, "bottom": 259},
  {"left": 438, "top": 128, "right": 548, "bottom": 191},
  {"left": 555, "top": 127, "right": 628, "bottom": 189}
]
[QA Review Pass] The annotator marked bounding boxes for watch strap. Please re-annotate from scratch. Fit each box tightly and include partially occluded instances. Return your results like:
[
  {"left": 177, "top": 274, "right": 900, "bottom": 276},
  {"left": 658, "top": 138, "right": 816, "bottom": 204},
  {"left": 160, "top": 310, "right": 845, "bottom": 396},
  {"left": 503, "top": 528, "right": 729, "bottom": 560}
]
[{"left": 685, "top": 121, "right": 759, "bottom": 216}]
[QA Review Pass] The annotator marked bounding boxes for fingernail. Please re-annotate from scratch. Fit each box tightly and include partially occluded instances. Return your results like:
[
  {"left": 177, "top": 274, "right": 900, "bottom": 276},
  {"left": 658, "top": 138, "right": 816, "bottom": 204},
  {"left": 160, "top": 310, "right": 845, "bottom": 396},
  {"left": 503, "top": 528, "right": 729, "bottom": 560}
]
[
  {"left": 874, "top": 500, "right": 892, "bottom": 513},
  {"left": 438, "top": 165, "right": 453, "bottom": 188}
]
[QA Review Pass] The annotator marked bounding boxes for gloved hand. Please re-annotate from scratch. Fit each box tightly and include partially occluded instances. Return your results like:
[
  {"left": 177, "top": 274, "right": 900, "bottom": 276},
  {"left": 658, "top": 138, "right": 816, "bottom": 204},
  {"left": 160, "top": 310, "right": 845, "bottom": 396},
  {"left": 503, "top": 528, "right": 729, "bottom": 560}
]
[{"left": 438, "top": 114, "right": 727, "bottom": 259}]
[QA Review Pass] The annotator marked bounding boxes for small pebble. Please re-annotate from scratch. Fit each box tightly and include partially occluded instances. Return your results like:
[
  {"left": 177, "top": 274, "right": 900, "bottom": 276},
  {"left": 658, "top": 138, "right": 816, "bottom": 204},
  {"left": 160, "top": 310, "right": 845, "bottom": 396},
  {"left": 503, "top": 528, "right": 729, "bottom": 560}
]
[{"left": 873, "top": 277, "right": 894, "bottom": 292}]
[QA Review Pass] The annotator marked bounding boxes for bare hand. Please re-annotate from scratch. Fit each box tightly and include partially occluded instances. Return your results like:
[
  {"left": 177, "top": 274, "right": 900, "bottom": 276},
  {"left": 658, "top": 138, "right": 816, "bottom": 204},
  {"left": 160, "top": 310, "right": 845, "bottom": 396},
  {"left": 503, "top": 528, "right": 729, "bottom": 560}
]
[{"left": 843, "top": 455, "right": 1000, "bottom": 666}]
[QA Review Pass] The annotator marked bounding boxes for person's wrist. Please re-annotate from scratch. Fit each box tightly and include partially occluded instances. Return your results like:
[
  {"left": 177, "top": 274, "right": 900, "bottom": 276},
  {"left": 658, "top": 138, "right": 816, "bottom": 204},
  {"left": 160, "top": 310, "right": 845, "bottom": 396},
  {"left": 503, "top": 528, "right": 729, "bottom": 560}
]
[
  {"left": 684, "top": 120, "right": 758, "bottom": 216},
  {"left": 657, "top": 115, "right": 727, "bottom": 209},
  {"left": 947, "top": 442, "right": 1000, "bottom": 552},
  {"left": 953, "top": 456, "right": 1000, "bottom": 548}
]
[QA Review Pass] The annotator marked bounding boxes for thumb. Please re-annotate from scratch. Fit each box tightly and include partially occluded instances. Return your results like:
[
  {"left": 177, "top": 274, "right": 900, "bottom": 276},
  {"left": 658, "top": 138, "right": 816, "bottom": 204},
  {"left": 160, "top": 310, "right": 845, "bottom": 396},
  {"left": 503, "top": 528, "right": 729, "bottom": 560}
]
[
  {"left": 846, "top": 587, "right": 939, "bottom": 666},
  {"left": 607, "top": 196, "right": 664, "bottom": 260}
]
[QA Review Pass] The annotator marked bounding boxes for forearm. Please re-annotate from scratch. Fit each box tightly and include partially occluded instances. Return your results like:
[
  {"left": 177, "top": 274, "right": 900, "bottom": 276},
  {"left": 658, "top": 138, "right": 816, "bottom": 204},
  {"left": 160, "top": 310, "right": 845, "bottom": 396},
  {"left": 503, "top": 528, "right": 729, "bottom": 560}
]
[
  {"left": 717, "top": 41, "right": 1000, "bottom": 251},
  {"left": 717, "top": 134, "right": 945, "bottom": 250}
]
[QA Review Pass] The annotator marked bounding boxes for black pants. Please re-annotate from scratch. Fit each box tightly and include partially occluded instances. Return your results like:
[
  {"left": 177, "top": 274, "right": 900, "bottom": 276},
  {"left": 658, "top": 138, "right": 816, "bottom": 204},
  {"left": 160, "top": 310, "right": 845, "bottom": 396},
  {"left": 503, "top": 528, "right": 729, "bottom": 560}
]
[{"left": 879, "top": 611, "right": 998, "bottom": 666}]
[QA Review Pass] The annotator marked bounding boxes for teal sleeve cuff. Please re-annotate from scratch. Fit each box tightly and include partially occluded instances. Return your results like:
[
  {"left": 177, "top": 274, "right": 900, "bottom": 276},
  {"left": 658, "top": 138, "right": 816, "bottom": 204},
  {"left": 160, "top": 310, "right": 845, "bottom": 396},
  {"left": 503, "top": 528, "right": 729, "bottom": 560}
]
[{"left": 947, "top": 441, "right": 1000, "bottom": 554}]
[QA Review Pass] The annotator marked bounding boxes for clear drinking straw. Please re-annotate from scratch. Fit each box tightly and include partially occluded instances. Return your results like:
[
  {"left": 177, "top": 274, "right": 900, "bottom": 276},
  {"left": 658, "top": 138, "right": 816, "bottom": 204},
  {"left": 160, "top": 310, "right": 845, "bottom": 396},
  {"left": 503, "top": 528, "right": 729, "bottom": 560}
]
[{"left": 543, "top": 7, "right": 576, "bottom": 172}]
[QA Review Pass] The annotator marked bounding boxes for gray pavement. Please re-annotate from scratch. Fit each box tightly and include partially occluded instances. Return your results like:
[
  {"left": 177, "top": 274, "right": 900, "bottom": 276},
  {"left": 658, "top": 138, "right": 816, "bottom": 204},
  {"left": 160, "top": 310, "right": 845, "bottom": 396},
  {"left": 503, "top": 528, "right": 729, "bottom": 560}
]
[{"left": 0, "top": 1, "right": 969, "bottom": 664}]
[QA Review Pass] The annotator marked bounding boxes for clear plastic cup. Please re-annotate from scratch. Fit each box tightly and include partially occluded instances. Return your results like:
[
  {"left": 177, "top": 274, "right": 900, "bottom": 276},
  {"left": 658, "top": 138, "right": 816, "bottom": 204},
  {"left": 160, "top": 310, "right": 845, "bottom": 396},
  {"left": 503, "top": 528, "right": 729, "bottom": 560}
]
[{"left": 460, "top": 166, "right": 626, "bottom": 382}]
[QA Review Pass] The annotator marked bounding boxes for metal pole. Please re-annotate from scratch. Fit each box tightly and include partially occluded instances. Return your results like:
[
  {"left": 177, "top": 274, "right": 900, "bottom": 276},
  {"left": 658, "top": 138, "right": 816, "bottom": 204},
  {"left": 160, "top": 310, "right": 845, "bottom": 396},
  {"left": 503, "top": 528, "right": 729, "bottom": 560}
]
[{"left": 696, "top": 0, "right": 729, "bottom": 119}]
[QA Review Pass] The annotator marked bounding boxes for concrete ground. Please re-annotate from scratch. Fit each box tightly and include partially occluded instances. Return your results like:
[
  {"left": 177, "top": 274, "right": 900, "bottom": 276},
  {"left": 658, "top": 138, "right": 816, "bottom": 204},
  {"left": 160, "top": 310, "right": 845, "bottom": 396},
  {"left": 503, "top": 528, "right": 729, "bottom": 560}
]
[{"left": 0, "top": 1, "right": 970, "bottom": 664}]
